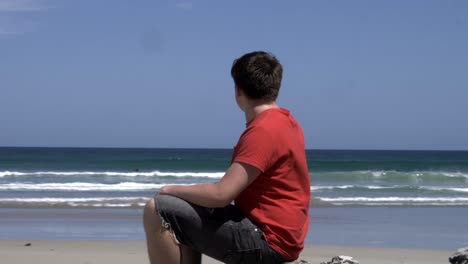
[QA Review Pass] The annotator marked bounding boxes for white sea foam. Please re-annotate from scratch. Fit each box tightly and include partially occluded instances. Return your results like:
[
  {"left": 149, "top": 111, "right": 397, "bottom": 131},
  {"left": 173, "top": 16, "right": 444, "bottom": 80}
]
[
  {"left": 69, "top": 203, "right": 147, "bottom": 207},
  {"left": 313, "top": 185, "right": 367, "bottom": 190},
  {"left": 5, "top": 182, "right": 458, "bottom": 193},
  {"left": 0, "top": 197, "right": 146, "bottom": 202},
  {"left": 319, "top": 197, "right": 468, "bottom": 203},
  {"left": 0, "top": 182, "right": 187, "bottom": 191},
  {"left": 450, "top": 188, "right": 468, "bottom": 192},
  {"left": 440, "top": 172, "right": 468, "bottom": 178},
  {"left": 313, "top": 185, "right": 468, "bottom": 192},
  {"left": 4, "top": 183, "right": 466, "bottom": 193},
  {"left": 314, "top": 171, "right": 468, "bottom": 184},
  {"left": 0, "top": 171, "right": 27, "bottom": 177},
  {"left": 0, "top": 197, "right": 149, "bottom": 207},
  {"left": 371, "top": 171, "right": 386, "bottom": 177},
  {"left": 329, "top": 202, "right": 468, "bottom": 206},
  {"left": 424, "top": 186, "right": 468, "bottom": 193},
  {"left": 2, "top": 170, "right": 467, "bottom": 180},
  {"left": 0, "top": 170, "right": 224, "bottom": 178},
  {"left": 312, "top": 185, "right": 400, "bottom": 190}
]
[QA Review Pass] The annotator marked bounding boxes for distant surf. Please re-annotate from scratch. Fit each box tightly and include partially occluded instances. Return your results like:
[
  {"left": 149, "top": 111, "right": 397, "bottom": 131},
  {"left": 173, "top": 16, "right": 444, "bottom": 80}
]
[
  {"left": 0, "top": 170, "right": 224, "bottom": 178},
  {"left": 1, "top": 147, "right": 467, "bottom": 207}
]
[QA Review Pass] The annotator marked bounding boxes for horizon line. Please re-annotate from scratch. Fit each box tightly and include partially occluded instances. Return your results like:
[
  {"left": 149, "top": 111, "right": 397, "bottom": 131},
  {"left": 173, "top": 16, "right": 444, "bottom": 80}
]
[{"left": 0, "top": 145, "right": 467, "bottom": 152}]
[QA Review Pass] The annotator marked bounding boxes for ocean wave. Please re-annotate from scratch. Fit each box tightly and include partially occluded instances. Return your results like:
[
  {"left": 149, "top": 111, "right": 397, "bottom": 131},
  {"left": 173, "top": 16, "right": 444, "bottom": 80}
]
[
  {"left": 319, "top": 197, "right": 468, "bottom": 202},
  {"left": 0, "top": 197, "right": 148, "bottom": 202},
  {"left": 424, "top": 187, "right": 468, "bottom": 193},
  {"left": 317, "top": 196, "right": 468, "bottom": 206},
  {"left": 0, "top": 197, "right": 152, "bottom": 208},
  {"left": 74, "top": 203, "right": 147, "bottom": 207},
  {"left": 0, "top": 170, "right": 224, "bottom": 178},
  {"left": 2, "top": 170, "right": 468, "bottom": 182},
  {"left": 312, "top": 185, "right": 468, "bottom": 193},
  {"left": 2, "top": 195, "right": 466, "bottom": 208},
  {"left": 313, "top": 170, "right": 468, "bottom": 182},
  {"left": 440, "top": 172, "right": 468, "bottom": 178},
  {"left": 312, "top": 185, "right": 391, "bottom": 190},
  {"left": 4, "top": 182, "right": 467, "bottom": 194},
  {"left": 0, "top": 182, "right": 186, "bottom": 191}
]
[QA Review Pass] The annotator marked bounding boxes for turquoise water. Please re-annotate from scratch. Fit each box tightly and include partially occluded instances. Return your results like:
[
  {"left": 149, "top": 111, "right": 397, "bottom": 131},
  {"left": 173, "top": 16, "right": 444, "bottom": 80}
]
[
  {"left": 1, "top": 147, "right": 468, "bottom": 207},
  {"left": 1, "top": 147, "right": 467, "bottom": 250}
]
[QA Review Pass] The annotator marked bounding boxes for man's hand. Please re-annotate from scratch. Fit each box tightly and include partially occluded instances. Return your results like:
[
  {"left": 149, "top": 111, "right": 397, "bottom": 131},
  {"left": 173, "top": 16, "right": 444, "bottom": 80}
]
[{"left": 156, "top": 162, "right": 260, "bottom": 208}]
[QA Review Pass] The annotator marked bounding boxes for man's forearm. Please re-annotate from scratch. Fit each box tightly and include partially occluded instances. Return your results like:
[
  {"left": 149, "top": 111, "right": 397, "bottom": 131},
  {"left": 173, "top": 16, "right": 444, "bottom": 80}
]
[{"left": 159, "top": 183, "right": 230, "bottom": 208}]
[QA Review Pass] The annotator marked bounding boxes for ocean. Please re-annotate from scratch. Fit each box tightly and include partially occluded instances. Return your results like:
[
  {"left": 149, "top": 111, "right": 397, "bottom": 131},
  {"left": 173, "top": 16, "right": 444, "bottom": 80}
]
[
  {"left": 1, "top": 147, "right": 467, "bottom": 250},
  {"left": 1, "top": 147, "right": 468, "bottom": 208}
]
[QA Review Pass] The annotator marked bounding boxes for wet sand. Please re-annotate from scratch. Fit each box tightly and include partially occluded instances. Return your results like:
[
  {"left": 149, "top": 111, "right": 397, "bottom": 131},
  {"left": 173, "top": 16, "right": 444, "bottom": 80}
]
[{"left": 0, "top": 240, "right": 453, "bottom": 264}]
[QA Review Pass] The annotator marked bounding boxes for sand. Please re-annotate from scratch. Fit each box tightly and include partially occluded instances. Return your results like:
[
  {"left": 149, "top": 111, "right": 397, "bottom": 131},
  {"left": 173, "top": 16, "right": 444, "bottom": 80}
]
[{"left": 0, "top": 240, "right": 453, "bottom": 264}]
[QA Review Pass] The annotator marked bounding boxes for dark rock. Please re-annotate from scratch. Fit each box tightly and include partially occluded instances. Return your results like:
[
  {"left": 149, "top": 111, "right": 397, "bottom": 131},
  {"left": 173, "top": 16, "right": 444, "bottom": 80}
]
[
  {"left": 24, "top": 243, "right": 31, "bottom": 246},
  {"left": 449, "top": 247, "right": 468, "bottom": 264},
  {"left": 320, "top": 255, "right": 360, "bottom": 264}
]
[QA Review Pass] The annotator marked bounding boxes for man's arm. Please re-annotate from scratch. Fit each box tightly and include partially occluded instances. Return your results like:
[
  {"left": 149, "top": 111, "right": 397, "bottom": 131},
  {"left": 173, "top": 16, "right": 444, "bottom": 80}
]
[{"left": 158, "top": 161, "right": 260, "bottom": 208}]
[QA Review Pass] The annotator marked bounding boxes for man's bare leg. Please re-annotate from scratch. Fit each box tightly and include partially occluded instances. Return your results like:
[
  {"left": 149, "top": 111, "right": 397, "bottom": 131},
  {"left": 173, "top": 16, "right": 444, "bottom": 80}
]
[
  {"left": 181, "top": 244, "right": 201, "bottom": 264},
  {"left": 143, "top": 197, "right": 201, "bottom": 264},
  {"left": 144, "top": 197, "right": 180, "bottom": 264}
]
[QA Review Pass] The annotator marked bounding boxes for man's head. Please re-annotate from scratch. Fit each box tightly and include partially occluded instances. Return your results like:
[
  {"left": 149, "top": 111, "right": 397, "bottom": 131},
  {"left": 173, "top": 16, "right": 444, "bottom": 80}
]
[{"left": 231, "top": 51, "right": 283, "bottom": 102}]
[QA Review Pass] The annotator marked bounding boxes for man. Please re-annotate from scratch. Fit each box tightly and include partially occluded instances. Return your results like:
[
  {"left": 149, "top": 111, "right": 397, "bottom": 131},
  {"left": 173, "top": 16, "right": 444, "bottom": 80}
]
[{"left": 143, "top": 51, "right": 310, "bottom": 264}]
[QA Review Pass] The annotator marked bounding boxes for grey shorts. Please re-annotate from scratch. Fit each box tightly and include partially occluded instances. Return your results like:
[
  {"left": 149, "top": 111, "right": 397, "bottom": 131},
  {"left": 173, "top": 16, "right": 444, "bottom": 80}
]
[{"left": 155, "top": 194, "right": 285, "bottom": 264}]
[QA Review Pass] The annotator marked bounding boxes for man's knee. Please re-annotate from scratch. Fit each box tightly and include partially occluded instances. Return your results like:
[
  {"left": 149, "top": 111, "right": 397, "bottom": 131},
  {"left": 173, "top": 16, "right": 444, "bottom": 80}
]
[
  {"left": 143, "top": 196, "right": 160, "bottom": 227},
  {"left": 144, "top": 196, "right": 155, "bottom": 213}
]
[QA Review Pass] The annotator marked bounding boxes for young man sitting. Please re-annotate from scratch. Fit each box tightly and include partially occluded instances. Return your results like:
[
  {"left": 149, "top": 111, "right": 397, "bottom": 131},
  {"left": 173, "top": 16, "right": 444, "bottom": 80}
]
[{"left": 143, "top": 51, "right": 310, "bottom": 264}]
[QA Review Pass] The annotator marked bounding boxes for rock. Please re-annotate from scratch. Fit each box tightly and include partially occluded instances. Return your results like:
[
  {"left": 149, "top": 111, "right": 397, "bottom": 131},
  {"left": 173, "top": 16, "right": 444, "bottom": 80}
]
[
  {"left": 449, "top": 247, "right": 468, "bottom": 264},
  {"left": 320, "top": 255, "right": 360, "bottom": 264},
  {"left": 24, "top": 243, "right": 31, "bottom": 246}
]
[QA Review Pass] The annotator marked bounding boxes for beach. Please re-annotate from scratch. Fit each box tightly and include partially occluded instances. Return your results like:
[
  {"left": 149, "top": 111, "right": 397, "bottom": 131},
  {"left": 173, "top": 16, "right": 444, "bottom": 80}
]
[
  {"left": 0, "top": 207, "right": 466, "bottom": 263},
  {"left": 1, "top": 148, "right": 467, "bottom": 263},
  {"left": 0, "top": 240, "right": 453, "bottom": 264}
]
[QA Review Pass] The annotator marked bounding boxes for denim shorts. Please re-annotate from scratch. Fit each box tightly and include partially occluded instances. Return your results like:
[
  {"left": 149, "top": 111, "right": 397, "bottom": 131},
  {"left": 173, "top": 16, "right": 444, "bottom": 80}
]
[{"left": 155, "top": 194, "right": 285, "bottom": 264}]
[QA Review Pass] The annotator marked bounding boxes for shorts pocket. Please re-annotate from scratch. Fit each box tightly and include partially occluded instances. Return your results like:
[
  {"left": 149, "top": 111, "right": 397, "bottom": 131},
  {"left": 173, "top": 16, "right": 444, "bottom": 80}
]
[{"left": 222, "top": 226, "right": 263, "bottom": 264}]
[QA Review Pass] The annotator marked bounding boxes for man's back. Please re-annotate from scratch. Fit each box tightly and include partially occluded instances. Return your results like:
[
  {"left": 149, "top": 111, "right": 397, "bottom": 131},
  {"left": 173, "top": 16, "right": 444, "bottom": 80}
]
[{"left": 233, "top": 107, "right": 310, "bottom": 261}]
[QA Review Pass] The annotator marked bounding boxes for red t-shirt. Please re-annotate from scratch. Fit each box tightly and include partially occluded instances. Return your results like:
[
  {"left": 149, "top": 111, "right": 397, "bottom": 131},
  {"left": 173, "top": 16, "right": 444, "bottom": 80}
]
[{"left": 232, "top": 108, "right": 310, "bottom": 261}]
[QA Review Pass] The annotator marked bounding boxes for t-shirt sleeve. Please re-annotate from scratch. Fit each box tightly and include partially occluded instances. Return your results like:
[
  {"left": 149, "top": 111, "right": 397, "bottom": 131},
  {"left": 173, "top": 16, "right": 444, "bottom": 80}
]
[{"left": 233, "top": 126, "right": 277, "bottom": 173}]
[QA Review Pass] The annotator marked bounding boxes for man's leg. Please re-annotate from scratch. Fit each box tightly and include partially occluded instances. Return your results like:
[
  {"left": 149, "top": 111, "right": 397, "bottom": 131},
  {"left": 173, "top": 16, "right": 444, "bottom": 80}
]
[
  {"left": 145, "top": 194, "right": 283, "bottom": 263},
  {"left": 143, "top": 197, "right": 201, "bottom": 264},
  {"left": 181, "top": 244, "right": 202, "bottom": 264}
]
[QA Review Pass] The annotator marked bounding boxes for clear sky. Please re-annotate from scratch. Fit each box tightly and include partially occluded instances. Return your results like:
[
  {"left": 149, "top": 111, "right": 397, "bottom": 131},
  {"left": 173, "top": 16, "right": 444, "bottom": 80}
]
[{"left": 1, "top": 0, "right": 467, "bottom": 150}]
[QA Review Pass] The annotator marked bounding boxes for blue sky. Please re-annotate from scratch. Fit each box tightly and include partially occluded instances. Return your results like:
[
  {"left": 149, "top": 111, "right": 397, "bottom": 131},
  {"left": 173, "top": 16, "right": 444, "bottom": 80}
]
[{"left": 1, "top": 0, "right": 467, "bottom": 150}]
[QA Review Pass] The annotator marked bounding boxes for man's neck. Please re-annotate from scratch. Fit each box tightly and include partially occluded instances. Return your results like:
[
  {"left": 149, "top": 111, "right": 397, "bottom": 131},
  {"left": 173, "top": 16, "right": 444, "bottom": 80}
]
[{"left": 244, "top": 102, "right": 279, "bottom": 123}]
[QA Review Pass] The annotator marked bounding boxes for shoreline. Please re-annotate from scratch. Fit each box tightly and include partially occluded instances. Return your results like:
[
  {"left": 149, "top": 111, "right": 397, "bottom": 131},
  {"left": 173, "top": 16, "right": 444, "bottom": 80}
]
[
  {"left": 2, "top": 200, "right": 468, "bottom": 209},
  {"left": 1, "top": 207, "right": 467, "bottom": 251},
  {"left": 0, "top": 240, "right": 455, "bottom": 264}
]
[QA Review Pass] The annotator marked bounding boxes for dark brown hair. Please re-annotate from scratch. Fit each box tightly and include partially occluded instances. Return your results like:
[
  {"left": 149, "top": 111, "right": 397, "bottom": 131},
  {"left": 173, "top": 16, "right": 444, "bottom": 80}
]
[{"left": 231, "top": 51, "right": 283, "bottom": 101}]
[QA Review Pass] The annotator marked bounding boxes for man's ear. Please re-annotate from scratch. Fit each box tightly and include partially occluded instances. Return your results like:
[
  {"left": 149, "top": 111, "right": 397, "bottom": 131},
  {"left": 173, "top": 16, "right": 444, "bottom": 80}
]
[{"left": 235, "top": 85, "right": 242, "bottom": 97}]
